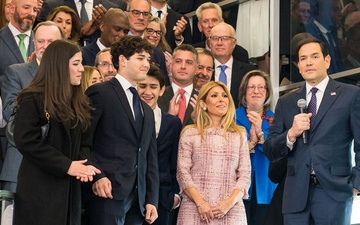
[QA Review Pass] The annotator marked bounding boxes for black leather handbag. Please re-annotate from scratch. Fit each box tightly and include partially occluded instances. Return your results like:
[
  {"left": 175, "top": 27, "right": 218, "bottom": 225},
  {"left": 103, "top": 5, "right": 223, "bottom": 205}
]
[{"left": 5, "top": 110, "right": 50, "bottom": 147}]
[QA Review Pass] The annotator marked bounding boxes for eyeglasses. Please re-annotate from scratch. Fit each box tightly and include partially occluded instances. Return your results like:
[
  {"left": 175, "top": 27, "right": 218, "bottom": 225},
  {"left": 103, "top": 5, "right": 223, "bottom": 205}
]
[
  {"left": 145, "top": 28, "right": 163, "bottom": 37},
  {"left": 247, "top": 85, "right": 266, "bottom": 92},
  {"left": 128, "top": 10, "right": 152, "bottom": 18},
  {"left": 208, "top": 36, "right": 235, "bottom": 42},
  {"left": 97, "top": 61, "right": 114, "bottom": 69},
  {"left": 197, "top": 65, "right": 214, "bottom": 73},
  {"left": 299, "top": 9, "right": 311, "bottom": 14}
]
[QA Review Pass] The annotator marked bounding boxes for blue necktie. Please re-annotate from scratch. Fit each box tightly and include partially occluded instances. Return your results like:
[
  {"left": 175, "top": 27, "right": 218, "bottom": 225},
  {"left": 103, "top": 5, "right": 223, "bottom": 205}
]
[
  {"left": 308, "top": 87, "right": 318, "bottom": 127},
  {"left": 308, "top": 87, "right": 318, "bottom": 174},
  {"left": 218, "top": 65, "right": 227, "bottom": 85},
  {"left": 129, "top": 87, "right": 143, "bottom": 137}
]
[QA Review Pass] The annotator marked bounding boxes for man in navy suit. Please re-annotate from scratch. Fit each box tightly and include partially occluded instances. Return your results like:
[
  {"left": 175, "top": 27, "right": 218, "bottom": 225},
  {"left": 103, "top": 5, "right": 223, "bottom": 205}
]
[
  {"left": 0, "top": 0, "right": 37, "bottom": 81},
  {"left": 82, "top": 8, "right": 129, "bottom": 66},
  {"left": 264, "top": 37, "right": 360, "bottom": 225},
  {"left": 86, "top": 35, "right": 159, "bottom": 225},
  {"left": 209, "top": 22, "right": 256, "bottom": 107},
  {"left": 150, "top": 0, "right": 192, "bottom": 50},
  {"left": 193, "top": 2, "right": 249, "bottom": 64},
  {"left": 137, "top": 64, "right": 182, "bottom": 225},
  {"left": 0, "top": 21, "right": 64, "bottom": 192},
  {"left": 157, "top": 44, "right": 198, "bottom": 126}
]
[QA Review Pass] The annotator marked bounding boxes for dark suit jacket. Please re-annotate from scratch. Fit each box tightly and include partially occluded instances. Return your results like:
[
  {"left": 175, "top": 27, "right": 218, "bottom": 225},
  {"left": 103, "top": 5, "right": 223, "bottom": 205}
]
[
  {"left": 156, "top": 110, "right": 182, "bottom": 224},
  {"left": 86, "top": 78, "right": 159, "bottom": 214},
  {"left": 165, "top": 7, "right": 192, "bottom": 50},
  {"left": 157, "top": 85, "right": 197, "bottom": 126},
  {"left": 211, "top": 59, "right": 256, "bottom": 107},
  {"left": 193, "top": 41, "right": 250, "bottom": 64},
  {"left": 82, "top": 40, "right": 100, "bottom": 66},
  {"left": 264, "top": 78, "right": 360, "bottom": 214},
  {"left": 0, "top": 60, "right": 38, "bottom": 184},
  {"left": 13, "top": 92, "right": 92, "bottom": 225},
  {"left": 0, "top": 26, "right": 35, "bottom": 82}
]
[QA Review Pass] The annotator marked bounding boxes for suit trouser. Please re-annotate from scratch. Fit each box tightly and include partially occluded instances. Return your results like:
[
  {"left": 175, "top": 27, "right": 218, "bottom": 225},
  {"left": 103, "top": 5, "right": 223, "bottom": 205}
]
[
  {"left": 87, "top": 190, "right": 144, "bottom": 225},
  {"left": 284, "top": 184, "right": 353, "bottom": 225}
]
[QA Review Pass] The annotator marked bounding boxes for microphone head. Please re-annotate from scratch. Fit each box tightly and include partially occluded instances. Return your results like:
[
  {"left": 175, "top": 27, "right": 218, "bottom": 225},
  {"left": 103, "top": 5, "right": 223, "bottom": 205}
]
[{"left": 297, "top": 99, "right": 307, "bottom": 108}]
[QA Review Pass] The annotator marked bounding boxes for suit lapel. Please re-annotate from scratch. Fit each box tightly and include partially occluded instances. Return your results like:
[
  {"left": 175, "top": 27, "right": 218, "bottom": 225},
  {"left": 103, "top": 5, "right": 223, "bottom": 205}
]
[
  {"left": 64, "top": 0, "right": 79, "bottom": 16},
  {"left": 1, "top": 26, "right": 24, "bottom": 63},
  {"left": 28, "top": 60, "right": 38, "bottom": 78},
  {"left": 183, "top": 88, "right": 197, "bottom": 126},
  {"left": 110, "top": 78, "right": 138, "bottom": 134},
  {"left": 158, "top": 110, "right": 169, "bottom": 140},
  {"left": 312, "top": 79, "right": 340, "bottom": 130}
]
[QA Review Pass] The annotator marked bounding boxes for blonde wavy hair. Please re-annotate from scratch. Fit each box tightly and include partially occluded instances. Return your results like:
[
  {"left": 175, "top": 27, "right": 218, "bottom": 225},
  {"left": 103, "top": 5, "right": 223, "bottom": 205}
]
[{"left": 184, "top": 81, "right": 245, "bottom": 139}]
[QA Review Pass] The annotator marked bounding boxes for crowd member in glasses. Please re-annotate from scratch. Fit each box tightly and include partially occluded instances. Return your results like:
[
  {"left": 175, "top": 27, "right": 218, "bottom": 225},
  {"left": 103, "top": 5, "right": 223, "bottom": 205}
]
[
  {"left": 81, "top": 66, "right": 103, "bottom": 91},
  {"left": 82, "top": 8, "right": 129, "bottom": 66},
  {"left": 126, "top": 0, "right": 169, "bottom": 85},
  {"left": 46, "top": 6, "right": 82, "bottom": 43},
  {"left": 235, "top": 70, "right": 276, "bottom": 225},
  {"left": 150, "top": 0, "right": 192, "bottom": 50},
  {"left": 177, "top": 81, "right": 251, "bottom": 225},
  {"left": 94, "top": 48, "right": 117, "bottom": 81},
  {"left": 208, "top": 22, "right": 256, "bottom": 107},
  {"left": 193, "top": 48, "right": 213, "bottom": 92},
  {"left": 144, "top": 16, "right": 172, "bottom": 53},
  {"left": 193, "top": 2, "right": 249, "bottom": 64}
]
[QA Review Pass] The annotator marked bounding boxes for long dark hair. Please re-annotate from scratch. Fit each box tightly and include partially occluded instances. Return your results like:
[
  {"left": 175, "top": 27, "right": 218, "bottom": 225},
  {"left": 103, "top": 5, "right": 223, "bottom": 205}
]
[{"left": 17, "top": 40, "right": 92, "bottom": 130}]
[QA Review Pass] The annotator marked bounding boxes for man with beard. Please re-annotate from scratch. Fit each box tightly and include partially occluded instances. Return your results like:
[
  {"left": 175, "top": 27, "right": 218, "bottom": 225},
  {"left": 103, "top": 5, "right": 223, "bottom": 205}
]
[
  {"left": 0, "top": 0, "right": 37, "bottom": 81},
  {"left": 193, "top": 48, "right": 214, "bottom": 91}
]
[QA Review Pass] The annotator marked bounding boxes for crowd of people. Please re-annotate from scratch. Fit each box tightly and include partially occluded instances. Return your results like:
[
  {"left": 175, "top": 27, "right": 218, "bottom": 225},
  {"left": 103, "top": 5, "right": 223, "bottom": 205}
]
[{"left": 0, "top": 0, "right": 359, "bottom": 225}]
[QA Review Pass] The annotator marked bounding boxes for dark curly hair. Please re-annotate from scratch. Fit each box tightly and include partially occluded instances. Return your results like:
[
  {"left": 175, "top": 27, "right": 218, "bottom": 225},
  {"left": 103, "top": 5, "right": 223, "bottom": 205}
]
[{"left": 111, "top": 36, "right": 153, "bottom": 70}]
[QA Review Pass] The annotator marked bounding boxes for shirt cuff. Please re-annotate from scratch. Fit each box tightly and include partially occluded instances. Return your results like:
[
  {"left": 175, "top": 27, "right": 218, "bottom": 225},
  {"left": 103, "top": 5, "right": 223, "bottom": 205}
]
[
  {"left": 286, "top": 131, "right": 296, "bottom": 150},
  {"left": 175, "top": 36, "right": 184, "bottom": 46}
]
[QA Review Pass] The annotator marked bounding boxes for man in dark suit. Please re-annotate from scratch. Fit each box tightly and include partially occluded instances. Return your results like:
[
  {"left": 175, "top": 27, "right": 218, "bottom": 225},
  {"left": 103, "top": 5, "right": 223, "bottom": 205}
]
[
  {"left": 126, "top": 0, "right": 169, "bottom": 85},
  {"left": 209, "top": 22, "right": 256, "bottom": 107},
  {"left": 137, "top": 64, "right": 182, "bottom": 225},
  {"left": 82, "top": 8, "right": 129, "bottom": 66},
  {"left": 150, "top": 0, "right": 192, "bottom": 50},
  {"left": 86, "top": 36, "right": 159, "bottom": 225},
  {"left": 158, "top": 44, "right": 198, "bottom": 126},
  {"left": 264, "top": 37, "right": 360, "bottom": 225},
  {"left": 94, "top": 48, "right": 117, "bottom": 81},
  {"left": 192, "top": 2, "right": 249, "bottom": 64},
  {"left": 0, "top": 0, "right": 36, "bottom": 81},
  {"left": 0, "top": 21, "right": 64, "bottom": 192}
]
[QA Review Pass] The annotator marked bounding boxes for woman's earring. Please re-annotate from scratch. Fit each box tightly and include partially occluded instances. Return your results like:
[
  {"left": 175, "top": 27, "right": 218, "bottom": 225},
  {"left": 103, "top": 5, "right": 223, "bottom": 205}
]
[{"left": 203, "top": 107, "right": 207, "bottom": 111}]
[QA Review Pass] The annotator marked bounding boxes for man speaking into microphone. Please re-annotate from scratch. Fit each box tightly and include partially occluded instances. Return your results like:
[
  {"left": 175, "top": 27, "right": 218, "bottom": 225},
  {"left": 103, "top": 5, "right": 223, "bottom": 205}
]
[{"left": 264, "top": 37, "right": 360, "bottom": 225}]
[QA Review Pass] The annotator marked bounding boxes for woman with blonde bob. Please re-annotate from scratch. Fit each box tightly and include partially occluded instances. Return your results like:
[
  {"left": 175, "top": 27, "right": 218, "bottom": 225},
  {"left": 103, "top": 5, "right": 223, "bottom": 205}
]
[{"left": 177, "top": 81, "right": 251, "bottom": 224}]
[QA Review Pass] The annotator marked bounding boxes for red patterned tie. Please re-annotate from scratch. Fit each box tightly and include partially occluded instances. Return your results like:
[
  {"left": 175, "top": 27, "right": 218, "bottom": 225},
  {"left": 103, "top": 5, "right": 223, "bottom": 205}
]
[{"left": 178, "top": 89, "right": 186, "bottom": 123}]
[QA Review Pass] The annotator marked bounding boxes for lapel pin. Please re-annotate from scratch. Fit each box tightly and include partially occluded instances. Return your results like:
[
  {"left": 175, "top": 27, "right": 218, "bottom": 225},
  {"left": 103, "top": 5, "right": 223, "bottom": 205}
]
[{"left": 330, "top": 92, "right": 336, "bottom": 96}]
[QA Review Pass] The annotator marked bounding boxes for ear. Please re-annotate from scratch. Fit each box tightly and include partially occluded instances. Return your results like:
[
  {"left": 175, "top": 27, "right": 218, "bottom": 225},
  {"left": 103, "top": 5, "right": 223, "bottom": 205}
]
[
  {"left": 99, "top": 22, "right": 105, "bottom": 33},
  {"left": 197, "top": 21, "right": 203, "bottom": 33},
  {"left": 119, "top": 55, "right": 126, "bottom": 68},
  {"left": 159, "top": 85, "right": 165, "bottom": 97},
  {"left": 324, "top": 54, "right": 331, "bottom": 70},
  {"left": 9, "top": 3, "right": 15, "bottom": 14},
  {"left": 199, "top": 100, "right": 206, "bottom": 109}
]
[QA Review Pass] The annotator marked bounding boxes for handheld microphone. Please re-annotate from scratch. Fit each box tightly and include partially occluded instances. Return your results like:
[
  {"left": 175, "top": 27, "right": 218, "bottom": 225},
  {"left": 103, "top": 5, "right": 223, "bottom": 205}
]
[{"left": 297, "top": 99, "right": 308, "bottom": 144}]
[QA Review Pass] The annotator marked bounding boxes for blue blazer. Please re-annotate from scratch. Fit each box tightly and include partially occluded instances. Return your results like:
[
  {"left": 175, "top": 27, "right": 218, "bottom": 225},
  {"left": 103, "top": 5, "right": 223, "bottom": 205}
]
[
  {"left": 0, "top": 60, "right": 38, "bottom": 184},
  {"left": 264, "top": 78, "right": 360, "bottom": 213},
  {"left": 235, "top": 106, "right": 277, "bottom": 204},
  {"left": 0, "top": 26, "right": 35, "bottom": 82},
  {"left": 86, "top": 78, "right": 159, "bottom": 214}
]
